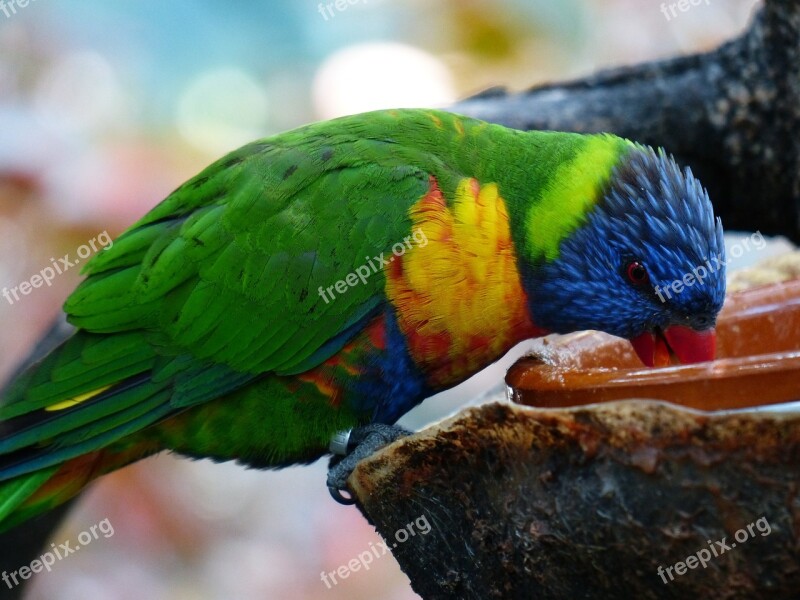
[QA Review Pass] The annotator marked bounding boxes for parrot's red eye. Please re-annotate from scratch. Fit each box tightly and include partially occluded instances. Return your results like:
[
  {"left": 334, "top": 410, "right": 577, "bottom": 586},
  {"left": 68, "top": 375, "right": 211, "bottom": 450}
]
[{"left": 625, "top": 261, "right": 648, "bottom": 285}]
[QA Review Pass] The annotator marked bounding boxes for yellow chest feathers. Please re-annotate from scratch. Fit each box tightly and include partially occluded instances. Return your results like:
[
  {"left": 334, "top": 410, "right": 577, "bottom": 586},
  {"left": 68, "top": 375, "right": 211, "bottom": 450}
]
[{"left": 385, "top": 176, "right": 542, "bottom": 388}]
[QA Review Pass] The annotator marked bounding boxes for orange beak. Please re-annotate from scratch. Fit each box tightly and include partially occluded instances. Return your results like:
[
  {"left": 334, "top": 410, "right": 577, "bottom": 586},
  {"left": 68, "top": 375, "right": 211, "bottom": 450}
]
[{"left": 630, "top": 325, "right": 716, "bottom": 367}]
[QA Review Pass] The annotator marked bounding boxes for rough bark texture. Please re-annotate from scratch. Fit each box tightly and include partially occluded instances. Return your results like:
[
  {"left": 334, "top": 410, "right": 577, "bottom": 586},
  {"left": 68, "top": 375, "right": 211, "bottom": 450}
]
[
  {"left": 452, "top": 0, "right": 800, "bottom": 242},
  {"left": 350, "top": 401, "right": 800, "bottom": 600}
]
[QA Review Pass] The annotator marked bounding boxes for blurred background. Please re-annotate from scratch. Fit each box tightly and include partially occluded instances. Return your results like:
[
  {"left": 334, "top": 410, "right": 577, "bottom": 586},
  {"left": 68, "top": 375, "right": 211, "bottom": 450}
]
[{"left": 0, "top": 0, "right": 763, "bottom": 598}]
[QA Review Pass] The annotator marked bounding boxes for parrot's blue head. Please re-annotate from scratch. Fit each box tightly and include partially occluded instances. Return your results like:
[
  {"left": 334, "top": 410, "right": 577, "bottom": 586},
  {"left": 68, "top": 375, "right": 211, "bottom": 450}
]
[{"left": 526, "top": 146, "right": 726, "bottom": 367}]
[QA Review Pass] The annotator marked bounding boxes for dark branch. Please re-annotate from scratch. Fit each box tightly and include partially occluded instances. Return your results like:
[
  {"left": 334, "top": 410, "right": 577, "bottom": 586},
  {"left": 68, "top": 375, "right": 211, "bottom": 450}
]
[{"left": 351, "top": 402, "right": 800, "bottom": 599}]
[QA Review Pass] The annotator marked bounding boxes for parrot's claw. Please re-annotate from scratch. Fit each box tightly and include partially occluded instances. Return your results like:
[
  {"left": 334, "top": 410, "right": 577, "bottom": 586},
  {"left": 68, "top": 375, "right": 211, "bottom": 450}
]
[{"left": 327, "top": 424, "right": 411, "bottom": 505}]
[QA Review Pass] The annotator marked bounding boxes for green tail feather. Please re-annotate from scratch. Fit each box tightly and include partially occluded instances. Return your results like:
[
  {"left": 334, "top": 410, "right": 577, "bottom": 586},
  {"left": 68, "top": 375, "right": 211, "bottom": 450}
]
[{"left": 0, "top": 467, "right": 57, "bottom": 532}]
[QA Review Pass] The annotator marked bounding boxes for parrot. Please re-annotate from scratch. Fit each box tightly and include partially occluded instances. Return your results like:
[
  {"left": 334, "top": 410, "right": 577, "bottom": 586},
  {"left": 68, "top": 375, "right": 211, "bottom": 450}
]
[{"left": 0, "top": 108, "right": 725, "bottom": 528}]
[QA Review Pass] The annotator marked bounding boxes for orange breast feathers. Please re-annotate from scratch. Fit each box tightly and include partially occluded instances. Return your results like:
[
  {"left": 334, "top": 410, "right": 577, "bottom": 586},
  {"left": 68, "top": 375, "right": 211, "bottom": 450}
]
[{"left": 385, "top": 176, "right": 543, "bottom": 388}]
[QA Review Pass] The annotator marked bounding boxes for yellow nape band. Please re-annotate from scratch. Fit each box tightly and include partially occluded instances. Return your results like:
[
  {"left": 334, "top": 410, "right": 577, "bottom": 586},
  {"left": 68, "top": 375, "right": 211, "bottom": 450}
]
[
  {"left": 45, "top": 385, "right": 113, "bottom": 412},
  {"left": 526, "top": 136, "right": 632, "bottom": 263}
]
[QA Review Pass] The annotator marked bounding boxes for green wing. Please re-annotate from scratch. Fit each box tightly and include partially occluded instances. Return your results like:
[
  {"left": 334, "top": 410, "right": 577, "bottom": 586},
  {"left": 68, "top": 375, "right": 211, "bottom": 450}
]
[
  {"left": 0, "top": 115, "right": 439, "bottom": 477},
  {"left": 68, "top": 133, "right": 432, "bottom": 377}
]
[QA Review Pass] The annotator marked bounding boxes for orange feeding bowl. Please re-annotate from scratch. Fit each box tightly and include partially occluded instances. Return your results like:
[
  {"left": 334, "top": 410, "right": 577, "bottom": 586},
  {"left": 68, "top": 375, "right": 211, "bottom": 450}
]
[{"left": 506, "top": 279, "right": 800, "bottom": 411}]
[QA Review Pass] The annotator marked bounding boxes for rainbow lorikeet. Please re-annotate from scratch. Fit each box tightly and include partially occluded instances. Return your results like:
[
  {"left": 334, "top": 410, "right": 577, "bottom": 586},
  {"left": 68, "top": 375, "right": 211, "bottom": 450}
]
[{"left": 0, "top": 108, "right": 724, "bottom": 526}]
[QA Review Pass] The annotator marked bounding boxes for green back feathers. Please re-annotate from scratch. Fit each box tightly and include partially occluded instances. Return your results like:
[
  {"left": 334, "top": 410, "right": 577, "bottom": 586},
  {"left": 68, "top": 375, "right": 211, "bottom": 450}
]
[{"left": 66, "top": 112, "right": 434, "bottom": 377}]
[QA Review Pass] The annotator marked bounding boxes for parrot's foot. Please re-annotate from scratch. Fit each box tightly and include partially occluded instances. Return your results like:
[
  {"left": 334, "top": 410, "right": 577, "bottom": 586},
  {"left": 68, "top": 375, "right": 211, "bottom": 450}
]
[{"left": 327, "top": 424, "right": 411, "bottom": 505}]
